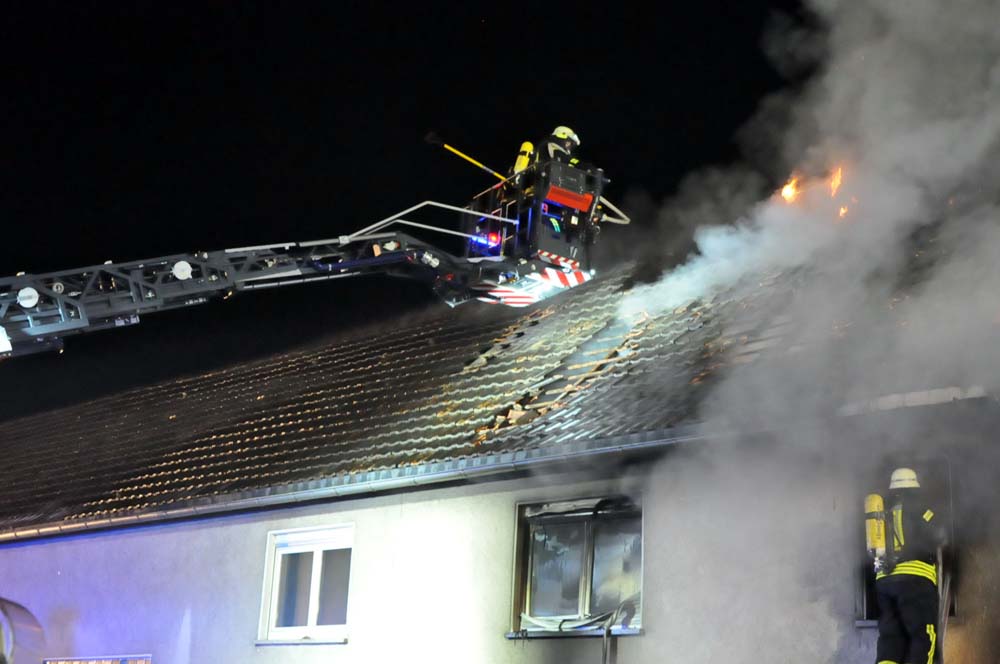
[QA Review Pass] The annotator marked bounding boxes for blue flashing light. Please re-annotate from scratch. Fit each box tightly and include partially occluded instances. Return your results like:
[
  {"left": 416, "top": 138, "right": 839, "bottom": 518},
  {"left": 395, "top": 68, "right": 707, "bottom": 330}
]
[{"left": 471, "top": 233, "right": 501, "bottom": 247}]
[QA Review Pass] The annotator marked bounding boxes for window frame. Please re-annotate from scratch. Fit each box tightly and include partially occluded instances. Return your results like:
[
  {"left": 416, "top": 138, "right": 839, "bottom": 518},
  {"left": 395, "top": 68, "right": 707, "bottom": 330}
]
[
  {"left": 510, "top": 496, "right": 643, "bottom": 638},
  {"left": 258, "top": 523, "right": 354, "bottom": 644}
]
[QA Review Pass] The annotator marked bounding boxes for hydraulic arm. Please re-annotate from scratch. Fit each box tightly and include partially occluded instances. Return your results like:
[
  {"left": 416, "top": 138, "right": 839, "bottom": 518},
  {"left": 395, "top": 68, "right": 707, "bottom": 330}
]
[
  {"left": 1, "top": 145, "right": 629, "bottom": 359},
  {"left": 0, "top": 201, "right": 516, "bottom": 358}
]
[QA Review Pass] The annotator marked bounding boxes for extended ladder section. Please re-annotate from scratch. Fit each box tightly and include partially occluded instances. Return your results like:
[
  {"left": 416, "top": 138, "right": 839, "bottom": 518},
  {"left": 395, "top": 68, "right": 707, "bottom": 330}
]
[
  {"left": 1, "top": 160, "right": 629, "bottom": 358},
  {"left": 0, "top": 202, "right": 520, "bottom": 358}
]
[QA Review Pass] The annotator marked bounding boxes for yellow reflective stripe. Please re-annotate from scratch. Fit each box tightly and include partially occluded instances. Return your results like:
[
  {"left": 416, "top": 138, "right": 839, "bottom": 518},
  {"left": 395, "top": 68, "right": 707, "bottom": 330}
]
[
  {"left": 890, "top": 560, "right": 937, "bottom": 584},
  {"left": 893, "top": 570, "right": 936, "bottom": 580},
  {"left": 893, "top": 505, "right": 905, "bottom": 547},
  {"left": 923, "top": 509, "right": 934, "bottom": 522},
  {"left": 893, "top": 560, "right": 935, "bottom": 570},
  {"left": 893, "top": 560, "right": 936, "bottom": 574},
  {"left": 878, "top": 661, "right": 900, "bottom": 664},
  {"left": 878, "top": 560, "right": 937, "bottom": 583},
  {"left": 926, "top": 623, "right": 937, "bottom": 664}
]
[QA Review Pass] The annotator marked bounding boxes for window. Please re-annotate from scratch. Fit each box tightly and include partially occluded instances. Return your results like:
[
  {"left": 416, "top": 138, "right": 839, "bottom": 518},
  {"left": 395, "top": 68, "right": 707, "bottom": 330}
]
[
  {"left": 259, "top": 523, "right": 353, "bottom": 643},
  {"left": 510, "top": 497, "right": 642, "bottom": 637}
]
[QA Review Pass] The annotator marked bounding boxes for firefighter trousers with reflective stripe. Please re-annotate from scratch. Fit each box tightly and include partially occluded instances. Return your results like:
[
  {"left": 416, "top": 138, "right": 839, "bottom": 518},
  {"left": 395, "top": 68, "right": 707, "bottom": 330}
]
[{"left": 876, "top": 573, "right": 938, "bottom": 664}]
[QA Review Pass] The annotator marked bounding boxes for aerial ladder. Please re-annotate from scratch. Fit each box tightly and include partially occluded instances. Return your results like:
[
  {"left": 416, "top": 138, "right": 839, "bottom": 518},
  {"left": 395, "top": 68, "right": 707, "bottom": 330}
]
[{"left": 0, "top": 142, "right": 629, "bottom": 359}]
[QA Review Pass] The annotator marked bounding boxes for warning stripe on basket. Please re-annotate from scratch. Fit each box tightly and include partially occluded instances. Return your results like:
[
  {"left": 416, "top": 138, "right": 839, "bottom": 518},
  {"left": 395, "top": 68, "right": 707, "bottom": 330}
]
[
  {"left": 535, "top": 267, "right": 591, "bottom": 288},
  {"left": 476, "top": 288, "right": 538, "bottom": 307},
  {"left": 537, "top": 250, "right": 580, "bottom": 270}
]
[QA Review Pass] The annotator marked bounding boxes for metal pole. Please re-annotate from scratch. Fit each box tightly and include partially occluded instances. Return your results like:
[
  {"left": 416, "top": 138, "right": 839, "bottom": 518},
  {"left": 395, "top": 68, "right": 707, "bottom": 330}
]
[
  {"left": 426, "top": 132, "right": 507, "bottom": 181},
  {"left": 393, "top": 219, "right": 482, "bottom": 241},
  {"left": 344, "top": 201, "right": 517, "bottom": 241},
  {"left": 300, "top": 202, "right": 518, "bottom": 248},
  {"left": 441, "top": 144, "right": 506, "bottom": 181}
]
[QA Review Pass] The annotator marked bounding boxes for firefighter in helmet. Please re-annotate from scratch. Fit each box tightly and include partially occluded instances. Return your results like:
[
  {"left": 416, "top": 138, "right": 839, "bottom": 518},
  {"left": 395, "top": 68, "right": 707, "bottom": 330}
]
[
  {"left": 875, "top": 467, "right": 943, "bottom": 664},
  {"left": 510, "top": 126, "right": 582, "bottom": 175},
  {"left": 539, "top": 125, "right": 581, "bottom": 165},
  {"left": 511, "top": 126, "right": 583, "bottom": 173}
]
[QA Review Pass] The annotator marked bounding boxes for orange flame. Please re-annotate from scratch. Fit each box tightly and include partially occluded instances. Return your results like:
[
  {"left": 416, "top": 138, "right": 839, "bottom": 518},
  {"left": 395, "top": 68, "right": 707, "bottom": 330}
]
[
  {"left": 830, "top": 167, "right": 843, "bottom": 197},
  {"left": 839, "top": 206, "right": 849, "bottom": 218},
  {"left": 780, "top": 177, "right": 800, "bottom": 203}
]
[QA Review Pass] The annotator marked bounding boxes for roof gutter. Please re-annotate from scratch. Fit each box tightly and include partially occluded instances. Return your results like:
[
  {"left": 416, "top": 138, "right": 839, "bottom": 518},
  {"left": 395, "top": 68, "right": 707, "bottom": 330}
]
[{"left": 0, "top": 426, "right": 706, "bottom": 542}]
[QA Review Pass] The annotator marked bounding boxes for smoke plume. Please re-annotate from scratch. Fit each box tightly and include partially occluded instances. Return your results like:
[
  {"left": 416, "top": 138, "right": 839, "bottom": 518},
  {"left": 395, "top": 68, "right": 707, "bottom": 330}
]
[
  {"left": 623, "top": 0, "right": 1000, "bottom": 418},
  {"left": 610, "top": 3, "right": 1000, "bottom": 661}
]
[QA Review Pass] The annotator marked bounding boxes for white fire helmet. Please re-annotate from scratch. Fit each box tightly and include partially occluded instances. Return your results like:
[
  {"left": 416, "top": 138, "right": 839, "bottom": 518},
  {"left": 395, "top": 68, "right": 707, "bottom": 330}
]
[
  {"left": 889, "top": 467, "right": 920, "bottom": 490},
  {"left": 551, "top": 126, "right": 581, "bottom": 146}
]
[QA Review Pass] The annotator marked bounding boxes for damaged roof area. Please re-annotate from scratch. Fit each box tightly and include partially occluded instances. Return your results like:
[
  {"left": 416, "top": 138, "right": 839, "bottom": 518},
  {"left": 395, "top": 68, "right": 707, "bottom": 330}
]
[{"left": 0, "top": 242, "right": 953, "bottom": 538}]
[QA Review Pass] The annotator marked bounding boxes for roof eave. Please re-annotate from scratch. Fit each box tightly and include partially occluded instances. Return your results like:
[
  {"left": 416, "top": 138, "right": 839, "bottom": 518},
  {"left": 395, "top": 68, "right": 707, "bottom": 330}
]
[{"left": 0, "top": 425, "right": 706, "bottom": 543}]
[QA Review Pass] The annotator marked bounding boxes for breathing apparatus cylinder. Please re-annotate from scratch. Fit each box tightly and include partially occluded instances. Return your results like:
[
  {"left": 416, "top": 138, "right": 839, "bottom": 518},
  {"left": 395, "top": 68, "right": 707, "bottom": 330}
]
[
  {"left": 865, "top": 493, "right": 887, "bottom": 572},
  {"left": 513, "top": 141, "right": 534, "bottom": 173}
]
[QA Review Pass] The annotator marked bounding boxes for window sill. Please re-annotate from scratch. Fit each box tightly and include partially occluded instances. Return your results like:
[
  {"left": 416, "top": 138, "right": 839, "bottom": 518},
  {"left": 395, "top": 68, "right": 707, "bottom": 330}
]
[
  {"left": 505, "top": 626, "right": 642, "bottom": 640},
  {"left": 856, "top": 617, "right": 959, "bottom": 630},
  {"left": 255, "top": 637, "right": 348, "bottom": 646}
]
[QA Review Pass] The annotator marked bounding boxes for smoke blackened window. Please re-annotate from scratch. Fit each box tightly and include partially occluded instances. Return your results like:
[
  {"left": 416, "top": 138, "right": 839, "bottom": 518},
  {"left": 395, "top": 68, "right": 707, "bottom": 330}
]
[
  {"left": 510, "top": 497, "right": 642, "bottom": 637},
  {"left": 529, "top": 521, "right": 585, "bottom": 617},
  {"left": 591, "top": 518, "right": 642, "bottom": 616}
]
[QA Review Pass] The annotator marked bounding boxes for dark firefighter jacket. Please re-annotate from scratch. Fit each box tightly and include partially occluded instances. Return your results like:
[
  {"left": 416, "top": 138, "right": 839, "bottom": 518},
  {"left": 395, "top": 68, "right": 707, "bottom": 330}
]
[
  {"left": 537, "top": 138, "right": 581, "bottom": 167},
  {"left": 878, "top": 489, "right": 942, "bottom": 585}
]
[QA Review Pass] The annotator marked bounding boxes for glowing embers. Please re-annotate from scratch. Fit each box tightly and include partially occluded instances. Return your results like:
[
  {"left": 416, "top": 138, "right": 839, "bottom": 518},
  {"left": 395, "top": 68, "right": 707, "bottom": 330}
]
[
  {"left": 780, "top": 176, "right": 801, "bottom": 203},
  {"left": 777, "top": 165, "right": 855, "bottom": 221},
  {"left": 830, "top": 166, "right": 843, "bottom": 197}
]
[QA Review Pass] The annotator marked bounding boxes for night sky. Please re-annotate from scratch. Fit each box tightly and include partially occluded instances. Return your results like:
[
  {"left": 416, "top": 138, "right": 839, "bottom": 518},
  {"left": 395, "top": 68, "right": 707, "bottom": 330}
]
[{"left": 0, "top": 2, "right": 803, "bottom": 420}]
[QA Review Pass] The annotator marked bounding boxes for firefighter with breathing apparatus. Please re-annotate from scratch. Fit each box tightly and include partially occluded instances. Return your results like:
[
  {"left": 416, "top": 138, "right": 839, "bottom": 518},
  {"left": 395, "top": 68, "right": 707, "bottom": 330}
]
[
  {"left": 512, "top": 125, "right": 582, "bottom": 175},
  {"left": 866, "top": 467, "right": 943, "bottom": 664},
  {"left": 538, "top": 125, "right": 581, "bottom": 166}
]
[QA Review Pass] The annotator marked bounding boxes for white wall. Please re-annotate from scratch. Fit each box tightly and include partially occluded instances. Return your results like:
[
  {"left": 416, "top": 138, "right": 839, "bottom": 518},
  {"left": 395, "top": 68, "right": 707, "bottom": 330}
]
[
  {"left": 0, "top": 458, "right": 893, "bottom": 664},
  {"left": 0, "top": 474, "right": 630, "bottom": 664}
]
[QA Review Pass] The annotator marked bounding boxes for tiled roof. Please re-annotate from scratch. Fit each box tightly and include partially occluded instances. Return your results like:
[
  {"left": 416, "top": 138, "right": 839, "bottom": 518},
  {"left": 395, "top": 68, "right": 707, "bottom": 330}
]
[{"left": 0, "top": 246, "right": 931, "bottom": 535}]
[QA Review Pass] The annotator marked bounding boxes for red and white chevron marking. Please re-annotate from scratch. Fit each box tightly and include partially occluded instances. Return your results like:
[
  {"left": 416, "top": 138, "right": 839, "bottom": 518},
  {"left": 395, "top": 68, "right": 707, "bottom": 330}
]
[
  {"left": 536, "top": 267, "right": 592, "bottom": 288},
  {"left": 476, "top": 287, "right": 539, "bottom": 307},
  {"left": 537, "top": 250, "right": 580, "bottom": 270}
]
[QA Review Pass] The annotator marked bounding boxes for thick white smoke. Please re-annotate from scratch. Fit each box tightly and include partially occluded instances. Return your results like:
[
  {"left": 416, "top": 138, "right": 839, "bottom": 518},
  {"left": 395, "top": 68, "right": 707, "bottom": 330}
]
[
  {"left": 610, "top": 4, "right": 1000, "bottom": 661},
  {"left": 622, "top": 0, "right": 1000, "bottom": 415}
]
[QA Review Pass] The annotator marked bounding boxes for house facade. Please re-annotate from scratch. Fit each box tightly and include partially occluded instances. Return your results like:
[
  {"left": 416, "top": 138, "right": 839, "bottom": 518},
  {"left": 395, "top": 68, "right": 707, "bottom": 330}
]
[
  {"left": 0, "top": 451, "right": 872, "bottom": 663},
  {"left": 1, "top": 268, "right": 997, "bottom": 663}
]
